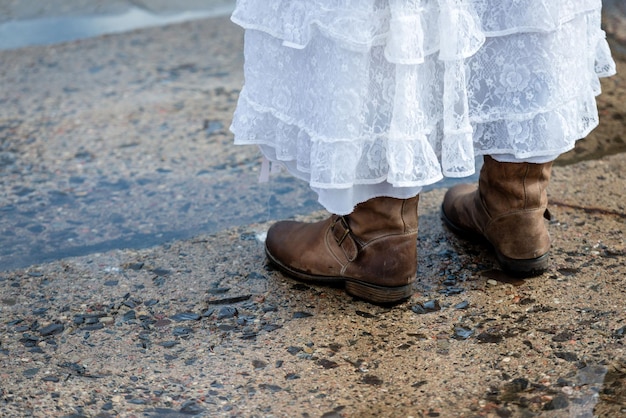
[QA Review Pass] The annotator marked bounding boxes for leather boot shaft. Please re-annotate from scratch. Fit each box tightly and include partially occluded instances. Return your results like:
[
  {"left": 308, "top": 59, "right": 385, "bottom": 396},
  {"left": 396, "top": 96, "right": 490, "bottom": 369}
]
[
  {"left": 343, "top": 196, "right": 419, "bottom": 244},
  {"left": 442, "top": 155, "right": 553, "bottom": 275},
  {"left": 337, "top": 196, "right": 419, "bottom": 285},
  {"left": 479, "top": 156, "right": 552, "bottom": 217}
]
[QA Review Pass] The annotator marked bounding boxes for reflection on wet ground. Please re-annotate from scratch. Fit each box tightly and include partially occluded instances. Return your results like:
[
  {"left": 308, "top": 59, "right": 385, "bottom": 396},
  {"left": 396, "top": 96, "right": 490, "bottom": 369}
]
[
  {"left": 0, "top": 89, "right": 321, "bottom": 271},
  {"left": 0, "top": 153, "right": 320, "bottom": 270},
  {"left": 0, "top": 6, "right": 234, "bottom": 51},
  {"left": 0, "top": 128, "right": 476, "bottom": 271}
]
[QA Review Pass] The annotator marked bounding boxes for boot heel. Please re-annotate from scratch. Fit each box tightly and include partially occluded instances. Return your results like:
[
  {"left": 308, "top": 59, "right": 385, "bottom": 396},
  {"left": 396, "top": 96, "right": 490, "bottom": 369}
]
[
  {"left": 496, "top": 251, "right": 550, "bottom": 277},
  {"left": 345, "top": 280, "right": 413, "bottom": 304}
]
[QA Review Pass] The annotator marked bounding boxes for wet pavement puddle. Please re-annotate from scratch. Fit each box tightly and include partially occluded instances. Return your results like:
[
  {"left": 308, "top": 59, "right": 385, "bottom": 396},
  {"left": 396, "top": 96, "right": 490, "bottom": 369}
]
[
  {"left": 0, "top": 163, "right": 322, "bottom": 271},
  {"left": 0, "top": 5, "right": 235, "bottom": 51},
  {"left": 0, "top": 153, "right": 478, "bottom": 271}
]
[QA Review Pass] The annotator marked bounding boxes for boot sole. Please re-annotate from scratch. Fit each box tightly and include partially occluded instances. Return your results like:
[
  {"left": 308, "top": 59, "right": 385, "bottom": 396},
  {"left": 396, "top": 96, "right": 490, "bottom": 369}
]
[
  {"left": 265, "top": 247, "right": 413, "bottom": 304},
  {"left": 440, "top": 205, "right": 549, "bottom": 277}
]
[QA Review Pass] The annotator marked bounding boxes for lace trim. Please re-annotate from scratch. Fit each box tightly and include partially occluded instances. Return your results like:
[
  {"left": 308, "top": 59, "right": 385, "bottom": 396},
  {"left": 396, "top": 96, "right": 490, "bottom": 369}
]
[
  {"left": 230, "top": 0, "right": 616, "bottom": 212},
  {"left": 231, "top": 88, "right": 604, "bottom": 186},
  {"left": 231, "top": 0, "right": 605, "bottom": 62}
]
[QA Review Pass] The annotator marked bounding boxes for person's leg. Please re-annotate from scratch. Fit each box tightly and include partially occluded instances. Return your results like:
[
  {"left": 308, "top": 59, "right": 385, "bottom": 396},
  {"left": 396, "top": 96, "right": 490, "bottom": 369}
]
[
  {"left": 441, "top": 156, "right": 553, "bottom": 276},
  {"left": 265, "top": 195, "right": 419, "bottom": 304}
]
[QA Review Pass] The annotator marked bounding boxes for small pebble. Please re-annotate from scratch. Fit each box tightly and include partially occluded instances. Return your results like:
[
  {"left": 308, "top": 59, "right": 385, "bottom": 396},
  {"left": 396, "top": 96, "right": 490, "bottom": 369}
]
[
  {"left": 123, "top": 310, "right": 136, "bottom": 322},
  {"left": 32, "top": 307, "right": 48, "bottom": 315},
  {"left": 411, "top": 300, "right": 441, "bottom": 315},
  {"left": 452, "top": 326, "right": 474, "bottom": 340},
  {"left": 39, "top": 323, "right": 64, "bottom": 337},
  {"left": 172, "top": 327, "right": 193, "bottom": 337},
  {"left": 454, "top": 300, "right": 470, "bottom": 310},
  {"left": 125, "top": 262, "right": 144, "bottom": 270},
  {"left": 286, "top": 346, "right": 302, "bottom": 355},
  {"left": 216, "top": 307, "right": 238, "bottom": 320},
  {"left": 318, "top": 359, "right": 339, "bottom": 369},
  {"left": 362, "top": 375, "right": 383, "bottom": 386},
  {"left": 22, "top": 368, "right": 39, "bottom": 378},
  {"left": 476, "top": 332, "right": 503, "bottom": 344},
  {"left": 261, "top": 324, "right": 281, "bottom": 332},
  {"left": 150, "top": 268, "right": 171, "bottom": 276},
  {"left": 258, "top": 383, "right": 282, "bottom": 393},
  {"left": 543, "top": 394, "right": 569, "bottom": 410},
  {"left": 207, "top": 295, "right": 251, "bottom": 305},
  {"left": 440, "top": 287, "right": 464, "bottom": 296},
  {"left": 170, "top": 312, "right": 201, "bottom": 322},
  {"left": 252, "top": 360, "right": 267, "bottom": 369},
  {"left": 180, "top": 400, "right": 205, "bottom": 415}
]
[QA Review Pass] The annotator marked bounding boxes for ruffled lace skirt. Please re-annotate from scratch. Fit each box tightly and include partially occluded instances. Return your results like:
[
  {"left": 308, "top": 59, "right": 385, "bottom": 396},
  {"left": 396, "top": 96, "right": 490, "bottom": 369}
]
[{"left": 230, "top": 0, "right": 616, "bottom": 214}]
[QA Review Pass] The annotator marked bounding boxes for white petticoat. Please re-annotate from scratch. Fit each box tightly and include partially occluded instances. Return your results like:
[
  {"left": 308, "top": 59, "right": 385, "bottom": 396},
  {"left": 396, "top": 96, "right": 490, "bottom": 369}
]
[{"left": 230, "top": 0, "right": 616, "bottom": 214}]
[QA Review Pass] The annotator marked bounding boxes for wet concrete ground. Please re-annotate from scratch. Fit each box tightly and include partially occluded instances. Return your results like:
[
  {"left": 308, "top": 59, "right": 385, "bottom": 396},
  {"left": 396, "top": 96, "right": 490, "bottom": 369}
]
[
  {"left": 0, "top": 8, "right": 625, "bottom": 418},
  {"left": 0, "top": 159, "right": 624, "bottom": 417},
  {"left": 0, "top": 16, "right": 323, "bottom": 271},
  {"left": 0, "top": 0, "right": 236, "bottom": 50}
]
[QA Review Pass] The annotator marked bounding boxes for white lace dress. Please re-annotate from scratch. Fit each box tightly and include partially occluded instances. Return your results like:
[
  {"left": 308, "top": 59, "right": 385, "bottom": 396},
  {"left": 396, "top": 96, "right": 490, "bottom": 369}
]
[{"left": 230, "top": 0, "right": 616, "bottom": 215}]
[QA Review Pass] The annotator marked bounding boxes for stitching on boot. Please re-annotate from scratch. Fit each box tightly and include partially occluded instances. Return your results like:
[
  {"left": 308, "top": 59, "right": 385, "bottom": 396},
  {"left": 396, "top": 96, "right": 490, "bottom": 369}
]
[
  {"left": 522, "top": 164, "right": 530, "bottom": 210},
  {"left": 400, "top": 197, "right": 419, "bottom": 233}
]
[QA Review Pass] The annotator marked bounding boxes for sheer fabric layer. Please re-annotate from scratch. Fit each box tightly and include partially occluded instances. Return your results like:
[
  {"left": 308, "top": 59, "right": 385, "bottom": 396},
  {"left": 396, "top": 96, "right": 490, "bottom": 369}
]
[{"left": 230, "top": 0, "right": 616, "bottom": 214}]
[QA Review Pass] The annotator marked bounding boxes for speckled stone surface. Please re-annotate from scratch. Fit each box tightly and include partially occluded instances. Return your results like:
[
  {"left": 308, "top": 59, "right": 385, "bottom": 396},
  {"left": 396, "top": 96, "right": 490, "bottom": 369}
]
[
  {"left": 0, "top": 12, "right": 625, "bottom": 418},
  {"left": 0, "top": 157, "right": 624, "bottom": 417}
]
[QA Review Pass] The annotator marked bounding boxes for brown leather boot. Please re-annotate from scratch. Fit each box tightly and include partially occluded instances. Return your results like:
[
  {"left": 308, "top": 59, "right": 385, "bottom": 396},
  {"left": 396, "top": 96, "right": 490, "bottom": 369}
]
[
  {"left": 265, "top": 196, "right": 419, "bottom": 304},
  {"left": 441, "top": 156, "right": 553, "bottom": 276}
]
